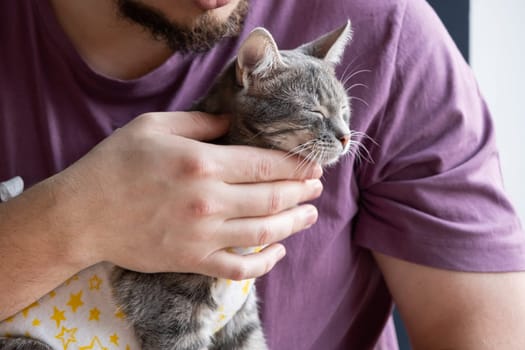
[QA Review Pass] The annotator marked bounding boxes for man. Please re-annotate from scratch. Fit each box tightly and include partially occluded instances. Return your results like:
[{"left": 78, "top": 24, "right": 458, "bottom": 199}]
[{"left": 1, "top": 0, "right": 524, "bottom": 349}]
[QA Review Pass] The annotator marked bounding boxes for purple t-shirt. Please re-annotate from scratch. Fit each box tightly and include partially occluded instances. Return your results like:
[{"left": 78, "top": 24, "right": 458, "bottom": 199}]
[{"left": 2, "top": 0, "right": 524, "bottom": 349}]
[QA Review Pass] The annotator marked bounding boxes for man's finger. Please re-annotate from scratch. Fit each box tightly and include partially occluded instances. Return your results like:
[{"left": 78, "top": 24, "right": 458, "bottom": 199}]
[
  {"left": 211, "top": 145, "right": 323, "bottom": 183},
  {"left": 203, "top": 244, "right": 287, "bottom": 280},
  {"left": 218, "top": 204, "right": 318, "bottom": 248},
  {"left": 219, "top": 180, "right": 322, "bottom": 219}
]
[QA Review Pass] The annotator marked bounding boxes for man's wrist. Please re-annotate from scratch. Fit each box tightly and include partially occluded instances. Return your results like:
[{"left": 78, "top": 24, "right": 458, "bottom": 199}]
[
  {"left": 0, "top": 173, "right": 94, "bottom": 319},
  {"left": 42, "top": 170, "right": 100, "bottom": 270}
]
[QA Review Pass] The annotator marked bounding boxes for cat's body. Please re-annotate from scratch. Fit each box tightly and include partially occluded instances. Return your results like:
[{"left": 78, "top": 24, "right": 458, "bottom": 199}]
[
  {"left": 110, "top": 270, "right": 265, "bottom": 350},
  {"left": 0, "top": 22, "right": 353, "bottom": 350}
]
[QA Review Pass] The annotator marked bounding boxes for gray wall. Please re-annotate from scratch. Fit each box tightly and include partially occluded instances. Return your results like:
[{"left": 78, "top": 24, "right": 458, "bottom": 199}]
[{"left": 471, "top": 0, "right": 525, "bottom": 223}]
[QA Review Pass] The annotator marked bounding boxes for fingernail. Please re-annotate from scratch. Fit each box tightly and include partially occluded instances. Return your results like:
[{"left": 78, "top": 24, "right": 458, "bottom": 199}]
[
  {"left": 303, "top": 205, "right": 318, "bottom": 227},
  {"left": 305, "top": 179, "right": 323, "bottom": 197},
  {"left": 277, "top": 246, "right": 286, "bottom": 259},
  {"left": 311, "top": 165, "right": 323, "bottom": 179}
]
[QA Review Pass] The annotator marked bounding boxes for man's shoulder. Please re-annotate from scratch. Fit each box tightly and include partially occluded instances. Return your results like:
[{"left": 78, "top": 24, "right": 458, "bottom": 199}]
[
  {"left": 256, "top": 0, "right": 408, "bottom": 35},
  {"left": 246, "top": 0, "right": 409, "bottom": 60}
]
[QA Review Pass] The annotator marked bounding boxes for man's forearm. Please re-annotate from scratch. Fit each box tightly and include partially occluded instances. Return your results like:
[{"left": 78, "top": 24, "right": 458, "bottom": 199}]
[{"left": 0, "top": 175, "right": 89, "bottom": 320}]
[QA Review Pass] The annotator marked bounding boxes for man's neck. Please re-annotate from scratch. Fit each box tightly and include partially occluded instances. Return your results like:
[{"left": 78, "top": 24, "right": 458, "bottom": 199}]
[{"left": 50, "top": 0, "right": 173, "bottom": 80}]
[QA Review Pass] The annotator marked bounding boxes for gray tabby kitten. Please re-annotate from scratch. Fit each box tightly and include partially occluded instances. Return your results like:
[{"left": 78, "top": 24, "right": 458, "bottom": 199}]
[
  {"left": 110, "top": 21, "right": 353, "bottom": 350},
  {"left": 0, "top": 21, "right": 353, "bottom": 350}
]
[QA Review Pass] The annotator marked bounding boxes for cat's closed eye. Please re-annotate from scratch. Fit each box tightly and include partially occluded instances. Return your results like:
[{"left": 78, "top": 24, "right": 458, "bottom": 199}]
[{"left": 309, "top": 109, "right": 326, "bottom": 118}]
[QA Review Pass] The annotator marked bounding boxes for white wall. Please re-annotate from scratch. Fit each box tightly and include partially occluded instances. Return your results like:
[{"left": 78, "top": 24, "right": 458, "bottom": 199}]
[{"left": 470, "top": 1, "right": 525, "bottom": 222}]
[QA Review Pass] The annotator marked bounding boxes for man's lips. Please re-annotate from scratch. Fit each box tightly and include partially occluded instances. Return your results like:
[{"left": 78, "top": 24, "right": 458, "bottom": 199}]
[{"left": 193, "top": 0, "right": 231, "bottom": 11}]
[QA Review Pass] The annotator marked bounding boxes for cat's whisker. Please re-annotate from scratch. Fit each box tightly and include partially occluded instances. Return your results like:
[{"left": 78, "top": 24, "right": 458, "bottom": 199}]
[
  {"left": 288, "top": 140, "right": 317, "bottom": 152},
  {"left": 341, "top": 69, "right": 372, "bottom": 86},
  {"left": 291, "top": 149, "right": 310, "bottom": 176},
  {"left": 350, "top": 130, "right": 369, "bottom": 138},
  {"left": 288, "top": 140, "right": 316, "bottom": 153},
  {"left": 302, "top": 153, "right": 320, "bottom": 177},
  {"left": 295, "top": 152, "right": 315, "bottom": 176},
  {"left": 349, "top": 96, "right": 369, "bottom": 107},
  {"left": 312, "top": 149, "right": 323, "bottom": 167},
  {"left": 349, "top": 139, "right": 374, "bottom": 164},
  {"left": 341, "top": 69, "right": 369, "bottom": 88},
  {"left": 293, "top": 145, "right": 318, "bottom": 177},
  {"left": 339, "top": 57, "right": 360, "bottom": 84},
  {"left": 308, "top": 148, "right": 321, "bottom": 165},
  {"left": 351, "top": 130, "right": 379, "bottom": 147},
  {"left": 280, "top": 152, "right": 301, "bottom": 163},
  {"left": 281, "top": 147, "right": 305, "bottom": 161},
  {"left": 345, "top": 83, "right": 368, "bottom": 93},
  {"left": 246, "top": 129, "right": 267, "bottom": 143},
  {"left": 310, "top": 147, "right": 324, "bottom": 166},
  {"left": 279, "top": 141, "right": 317, "bottom": 163},
  {"left": 304, "top": 153, "right": 322, "bottom": 177},
  {"left": 339, "top": 56, "right": 365, "bottom": 83},
  {"left": 349, "top": 142, "right": 364, "bottom": 165},
  {"left": 293, "top": 160, "right": 309, "bottom": 178}
]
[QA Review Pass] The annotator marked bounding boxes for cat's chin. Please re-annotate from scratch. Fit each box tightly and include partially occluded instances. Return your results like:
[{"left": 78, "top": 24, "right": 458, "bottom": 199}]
[
  {"left": 321, "top": 157, "right": 342, "bottom": 167},
  {"left": 319, "top": 151, "right": 348, "bottom": 167}
]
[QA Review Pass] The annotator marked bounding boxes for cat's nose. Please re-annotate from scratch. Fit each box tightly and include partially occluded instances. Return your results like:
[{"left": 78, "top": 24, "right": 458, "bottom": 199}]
[{"left": 339, "top": 134, "right": 350, "bottom": 149}]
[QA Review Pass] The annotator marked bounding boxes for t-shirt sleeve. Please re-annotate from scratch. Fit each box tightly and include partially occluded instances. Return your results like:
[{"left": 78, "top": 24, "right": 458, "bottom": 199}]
[{"left": 353, "top": 0, "right": 525, "bottom": 272}]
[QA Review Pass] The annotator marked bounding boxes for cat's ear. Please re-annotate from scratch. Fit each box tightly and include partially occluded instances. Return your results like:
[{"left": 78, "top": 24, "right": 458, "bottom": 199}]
[
  {"left": 298, "top": 20, "right": 352, "bottom": 65},
  {"left": 236, "top": 28, "right": 283, "bottom": 87}
]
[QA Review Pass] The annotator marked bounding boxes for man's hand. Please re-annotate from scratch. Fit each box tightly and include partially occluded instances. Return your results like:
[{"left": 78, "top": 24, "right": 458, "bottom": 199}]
[
  {"left": 64, "top": 111, "right": 322, "bottom": 279},
  {"left": 0, "top": 111, "right": 323, "bottom": 319}
]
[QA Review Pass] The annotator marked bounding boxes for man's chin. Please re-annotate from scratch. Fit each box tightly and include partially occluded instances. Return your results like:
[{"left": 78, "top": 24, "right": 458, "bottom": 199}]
[{"left": 116, "top": 0, "right": 249, "bottom": 53}]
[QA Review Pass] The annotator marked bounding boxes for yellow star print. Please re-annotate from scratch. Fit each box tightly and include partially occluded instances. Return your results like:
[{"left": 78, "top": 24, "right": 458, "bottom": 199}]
[
  {"left": 32, "top": 318, "right": 41, "bottom": 327},
  {"left": 22, "top": 301, "right": 40, "bottom": 318},
  {"left": 114, "top": 309, "right": 126, "bottom": 320},
  {"left": 242, "top": 280, "right": 253, "bottom": 295},
  {"left": 65, "top": 275, "right": 79, "bottom": 286},
  {"left": 50, "top": 306, "right": 67, "bottom": 328},
  {"left": 79, "top": 336, "right": 109, "bottom": 350},
  {"left": 88, "top": 308, "right": 101, "bottom": 321},
  {"left": 67, "top": 291, "right": 84, "bottom": 313},
  {"left": 109, "top": 333, "right": 119, "bottom": 346},
  {"left": 55, "top": 326, "right": 78, "bottom": 350},
  {"left": 89, "top": 275, "right": 103, "bottom": 290}
]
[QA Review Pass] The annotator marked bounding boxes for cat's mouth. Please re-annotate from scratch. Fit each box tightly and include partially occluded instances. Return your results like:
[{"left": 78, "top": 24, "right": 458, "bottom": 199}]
[
  {"left": 293, "top": 131, "right": 373, "bottom": 166},
  {"left": 252, "top": 129, "right": 352, "bottom": 167},
  {"left": 285, "top": 140, "right": 349, "bottom": 167}
]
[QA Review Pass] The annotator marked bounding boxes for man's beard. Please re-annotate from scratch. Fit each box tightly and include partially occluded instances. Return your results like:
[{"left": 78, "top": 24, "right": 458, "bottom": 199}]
[{"left": 116, "top": 0, "right": 249, "bottom": 54}]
